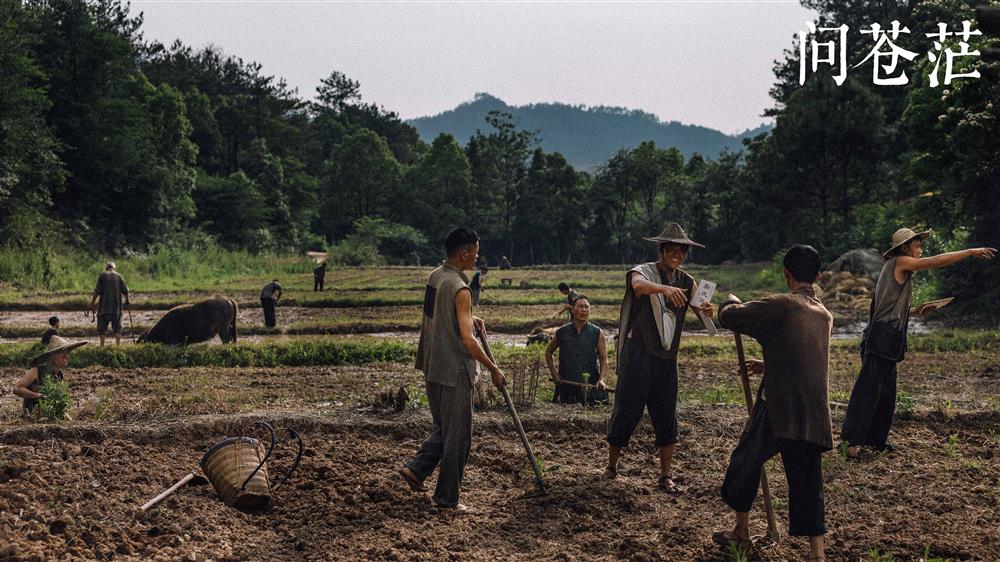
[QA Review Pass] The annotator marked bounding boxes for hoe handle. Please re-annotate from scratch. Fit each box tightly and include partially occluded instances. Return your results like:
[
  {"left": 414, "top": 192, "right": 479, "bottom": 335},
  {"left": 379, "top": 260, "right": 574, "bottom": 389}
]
[
  {"left": 735, "top": 332, "right": 780, "bottom": 544},
  {"left": 477, "top": 328, "right": 548, "bottom": 496}
]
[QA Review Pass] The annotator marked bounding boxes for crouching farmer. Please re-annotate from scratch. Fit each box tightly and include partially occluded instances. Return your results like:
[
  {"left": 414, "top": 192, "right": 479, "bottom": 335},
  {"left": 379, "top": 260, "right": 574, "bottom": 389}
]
[
  {"left": 713, "top": 245, "right": 833, "bottom": 561},
  {"left": 14, "top": 336, "right": 87, "bottom": 417},
  {"left": 399, "top": 227, "right": 506, "bottom": 512}
]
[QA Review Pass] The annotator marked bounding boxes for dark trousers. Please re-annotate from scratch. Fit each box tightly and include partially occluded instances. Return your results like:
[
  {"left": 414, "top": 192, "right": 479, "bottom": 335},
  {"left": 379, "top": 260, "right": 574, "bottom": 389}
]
[
  {"left": 607, "top": 344, "right": 678, "bottom": 448},
  {"left": 840, "top": 352, "right": 897, "bottom": 447},
  {"left": 721, "top": 403, "right": 827, "bottom": 537},
  {"left": 406, "top": 377, "right": 473, "bottom": 507},
  {"left": 261, "top": 298, "right": 277, "bottom": 328},
  {"left": 314, "top": 277, "right": 324, "bottom": 291}
]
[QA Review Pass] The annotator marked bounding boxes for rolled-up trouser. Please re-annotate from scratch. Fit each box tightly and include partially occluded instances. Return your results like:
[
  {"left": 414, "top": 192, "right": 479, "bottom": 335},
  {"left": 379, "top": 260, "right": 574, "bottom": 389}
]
[
  {"left": 721, "top": 402, "right": 827, "bottom": 537},
  {"left": 405, "top": 373, "right": 473, "bottom": 507},
  {"left": 97, "top": 313, "right": 122, "bottom": 334},
  {"left": 606, "top": 343, "right": 678, "bottom": 448},
  {"left": 840, "top": 352, "right": 898, "bottom": 448},
  {"left": 261, "top": 298, "right": 277, "bottom": 328}
]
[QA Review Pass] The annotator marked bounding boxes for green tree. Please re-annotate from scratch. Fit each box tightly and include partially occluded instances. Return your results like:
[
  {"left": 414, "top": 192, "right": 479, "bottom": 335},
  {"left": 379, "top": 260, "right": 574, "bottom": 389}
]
[
  {"left": 0, "top": 0, "right": 65, "bottom": 246},
  {"left": 319, "top": 128, "right": 402, "bottom": 241}
]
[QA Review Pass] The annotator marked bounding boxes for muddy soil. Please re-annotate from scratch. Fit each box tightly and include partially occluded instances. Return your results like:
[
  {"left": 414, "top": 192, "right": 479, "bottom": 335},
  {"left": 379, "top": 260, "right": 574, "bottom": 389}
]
[{"left": 2, "top": 406, "right": 998, "bottom": 562}]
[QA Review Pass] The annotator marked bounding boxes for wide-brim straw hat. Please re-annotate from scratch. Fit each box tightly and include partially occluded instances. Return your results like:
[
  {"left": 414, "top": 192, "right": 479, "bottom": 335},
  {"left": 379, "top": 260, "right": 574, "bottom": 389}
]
[
  {"left": 643, "top": 223, "right": 705, "bottom": 249},
  {"left": 32, "top": 335, "right": 87, "bottom": 365},
  {"left": 883, "top": 227, "right": 930, "bottom": 258}
]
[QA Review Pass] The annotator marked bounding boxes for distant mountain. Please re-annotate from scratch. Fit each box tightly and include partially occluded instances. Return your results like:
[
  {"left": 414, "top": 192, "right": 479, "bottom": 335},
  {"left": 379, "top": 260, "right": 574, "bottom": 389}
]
[{"left": 407, "top": 93, "right": 772, "bottom": 170}]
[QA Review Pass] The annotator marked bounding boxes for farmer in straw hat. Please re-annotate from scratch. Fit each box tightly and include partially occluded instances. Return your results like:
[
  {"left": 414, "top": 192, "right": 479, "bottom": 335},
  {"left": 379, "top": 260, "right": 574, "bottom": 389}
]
[
  {"left": 713, "top": 245, "right": 833, "bottom": 560},
  {"left": 841, "top": 228, "right": 996, "bottom": 455},
  {"left": 604, "top": 223, "right": 714, "bottom": 492},
  {"left": 400, "top": 227, "right": 506, "bottom": 512},
  {"left": 13, "top": 336, "right": 87, "bottom": 417}
]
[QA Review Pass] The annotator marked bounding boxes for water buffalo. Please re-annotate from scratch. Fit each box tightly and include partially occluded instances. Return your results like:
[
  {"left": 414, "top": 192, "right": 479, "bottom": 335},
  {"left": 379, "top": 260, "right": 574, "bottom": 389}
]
[{"left": 138, "top": 296, "right": 238, "bottom": 345}]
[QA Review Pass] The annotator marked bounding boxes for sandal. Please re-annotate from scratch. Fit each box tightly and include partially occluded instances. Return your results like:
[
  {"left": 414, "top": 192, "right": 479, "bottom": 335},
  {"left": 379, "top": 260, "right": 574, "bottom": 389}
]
[
  {"left": 711, "top": 530, "right": 751, "bottom": 549},
  {"left": 602, "top": 466, "right": 617, "bottom": 480},
  {"left": 657, "top": 474, "right": 679, "bottom": 493},
  {"left": 399, "top": 466, "right": 428, "bottom": 493}
]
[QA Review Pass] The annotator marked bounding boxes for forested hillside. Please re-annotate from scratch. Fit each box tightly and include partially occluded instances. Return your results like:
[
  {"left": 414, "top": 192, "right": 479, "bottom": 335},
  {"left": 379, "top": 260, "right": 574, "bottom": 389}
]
[
  {"left": 408, "top": 93, "right": 764, "bottom": 170},
  {"left": 1, "top": 0, "right": 997, "bottom": 311}
]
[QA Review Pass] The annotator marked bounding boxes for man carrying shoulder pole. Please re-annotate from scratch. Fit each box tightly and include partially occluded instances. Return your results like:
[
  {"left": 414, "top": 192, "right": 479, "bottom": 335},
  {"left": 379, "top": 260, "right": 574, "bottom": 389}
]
[
  {"left": 400, "top": 227, "right": 506, "bottom": 512},
  {"left": 713, "top": 245, "right": 833, "bottom": 561}
]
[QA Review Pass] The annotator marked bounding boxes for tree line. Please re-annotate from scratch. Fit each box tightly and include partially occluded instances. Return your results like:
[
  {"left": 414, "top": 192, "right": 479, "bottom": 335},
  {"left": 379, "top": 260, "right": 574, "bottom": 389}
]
[{"left": 1, "top": 0, "right": 996, "bottom": 310}]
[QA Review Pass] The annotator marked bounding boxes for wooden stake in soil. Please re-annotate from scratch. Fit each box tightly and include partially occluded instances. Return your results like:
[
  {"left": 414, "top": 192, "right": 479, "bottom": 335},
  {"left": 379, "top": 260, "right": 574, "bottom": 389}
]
[
  {"left": 476, "top": 328, "right": 548, "bottom": 496},
  {"left": 734, "top": 332, "right": 780, "bottom": 544}
]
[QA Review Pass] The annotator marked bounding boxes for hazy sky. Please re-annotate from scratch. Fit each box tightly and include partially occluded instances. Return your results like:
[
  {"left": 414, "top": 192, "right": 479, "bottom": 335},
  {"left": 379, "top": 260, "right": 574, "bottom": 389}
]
[{"left": 134, "top": 1, "right": 817, "bottom": 134}]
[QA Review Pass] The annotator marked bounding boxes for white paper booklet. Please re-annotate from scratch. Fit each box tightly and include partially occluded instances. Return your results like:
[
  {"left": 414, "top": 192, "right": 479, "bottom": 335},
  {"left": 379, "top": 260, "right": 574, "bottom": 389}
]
[{"left": 692, "top": 279, "right": 717, "bottom": 335}]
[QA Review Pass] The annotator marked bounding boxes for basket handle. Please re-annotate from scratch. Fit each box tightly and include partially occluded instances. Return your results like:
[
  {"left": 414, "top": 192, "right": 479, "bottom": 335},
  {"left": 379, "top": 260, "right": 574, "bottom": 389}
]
[
  {"left": 270, "top": 428, "right": 304, "bottom": 491},
  {"left": 241, "top": 421, "right": 276, "bottom": 491}
]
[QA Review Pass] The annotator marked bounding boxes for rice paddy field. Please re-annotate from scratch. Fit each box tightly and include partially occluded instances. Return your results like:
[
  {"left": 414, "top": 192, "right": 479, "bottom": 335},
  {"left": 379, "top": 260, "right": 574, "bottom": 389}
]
[{"left": 1, "top": 263, "right": 998, "bottom": 561}]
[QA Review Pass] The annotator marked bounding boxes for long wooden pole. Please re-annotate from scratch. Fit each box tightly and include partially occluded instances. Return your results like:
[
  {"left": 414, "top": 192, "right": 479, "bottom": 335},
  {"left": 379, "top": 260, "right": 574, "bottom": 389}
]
[
  {"left": 556, "top": 379, "right": 616, "bottom": 394},
  {"left": 477, "top": 328, "right": 547, "bottom": 496},
  {"left": 734, "top": 332, "right": 780, "bottom": 543},
  {"left": 140, "top": 472, "right": 196, "bottom": 511}
]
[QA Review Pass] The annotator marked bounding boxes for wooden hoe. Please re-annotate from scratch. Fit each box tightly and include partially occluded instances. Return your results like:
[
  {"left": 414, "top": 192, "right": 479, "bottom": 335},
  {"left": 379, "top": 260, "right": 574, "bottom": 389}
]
[
  {"left": 734, "top": 331, "right": 780, "bottom": 544},
  {"left": 476, "top": 327, "right": 548, "bottom": 496}
]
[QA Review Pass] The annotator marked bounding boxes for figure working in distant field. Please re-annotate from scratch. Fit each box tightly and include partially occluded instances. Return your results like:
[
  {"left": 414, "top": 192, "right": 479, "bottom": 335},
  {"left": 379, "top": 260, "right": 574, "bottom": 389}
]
[
  {"left": 545, "top": 296, "right": 609, "bottom": 405},
  {"left": 469, "top": 268, "right": 487, "bottom": 306},
  {"left": 499, "top": 256, "right": 512, "bottom": 270},
  {"left": 314, "top": 262, "right": 327, "bottom": 292},
  {"left": 713, "top": 245, "right": 833, "bottom": 561},
  {"left": 605, "top": 224, "right": 714, "bottom": 492},
  {"left": 14, "top": 336, "right": 87, "bottom": 417},
  {"left": 41, "top": 316, "right": 60, "bottom": 345},
  {"left": 88, "top": 262, "right": 130, "bottom": 347},
  {"left": 841, "top": 229, "right": 996, "bottom": 455},
  {"left": 260, "top": 279, "right": 283, "bottom": 329},
  {"left": 557, "top": 282, "right": 580, "bottom": 322},
  {"left": 400, "top": 227, "right": 506, "bottom": 512}
]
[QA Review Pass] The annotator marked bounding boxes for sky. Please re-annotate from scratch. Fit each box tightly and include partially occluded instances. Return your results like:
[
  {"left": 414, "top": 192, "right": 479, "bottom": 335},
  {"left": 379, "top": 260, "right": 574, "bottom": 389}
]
[{"left": 133, "top": 0, "right": 817, "bottom": 135}]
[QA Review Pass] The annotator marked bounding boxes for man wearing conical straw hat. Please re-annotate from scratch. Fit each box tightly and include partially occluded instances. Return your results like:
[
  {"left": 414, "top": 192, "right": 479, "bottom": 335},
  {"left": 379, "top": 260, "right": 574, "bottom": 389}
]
[
  {"left": 604, "top": 223, "right": 714, "bottom": 492},
  {"left": 13, "top": 336, "right": 87, "bottom": 417},
  {"left": 840, "top": 228, "right": 995, "bottom": 456}
]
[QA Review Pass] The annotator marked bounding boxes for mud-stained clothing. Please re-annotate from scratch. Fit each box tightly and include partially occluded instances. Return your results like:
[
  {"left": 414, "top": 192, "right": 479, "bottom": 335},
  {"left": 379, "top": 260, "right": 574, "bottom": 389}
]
[
  {"left": 22, "top": 362, "right": 63, "bottom": 415},
  {"left": 408, "top": 262, "right": 477, "bottom": 507},
  {"left": 553, "top": 322, "right": 608, "bottom": 404},
  {"left": 606, "top": 263, "right": 693, "bottom": 449}
]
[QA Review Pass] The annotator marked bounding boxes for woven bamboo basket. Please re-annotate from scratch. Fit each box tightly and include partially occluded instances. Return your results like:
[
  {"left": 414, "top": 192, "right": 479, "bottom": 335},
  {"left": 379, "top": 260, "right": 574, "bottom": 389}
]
[{"left": 199, "top": 421, "right": 303, "bottom": 511}]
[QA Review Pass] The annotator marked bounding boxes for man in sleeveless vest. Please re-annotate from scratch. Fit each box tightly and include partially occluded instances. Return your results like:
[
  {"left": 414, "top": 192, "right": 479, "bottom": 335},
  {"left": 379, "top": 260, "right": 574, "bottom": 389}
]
[
  {"left": 400, "top": 227, "right": 507, "bottom": 512},
  {"left": 841, "top": 228, "right": 995, "bottom": 455},
  {"left": 604, "top": 223, "right": 714, "bottom": 492},
  {"left": 545, "top": 296, "right": 609, "bottom": 405},
  {"left": 14, "top": 336, "right": 87, "bottom": 417},
  {"left": 712, "top": 245, "right": 833, "bottom": 561}
]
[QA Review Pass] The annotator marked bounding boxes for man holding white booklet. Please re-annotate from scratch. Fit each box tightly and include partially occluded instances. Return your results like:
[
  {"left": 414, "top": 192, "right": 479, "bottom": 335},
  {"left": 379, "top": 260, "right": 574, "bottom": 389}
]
[{"left": 604, "top": 223, "right": 715, "bottom": 492}]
